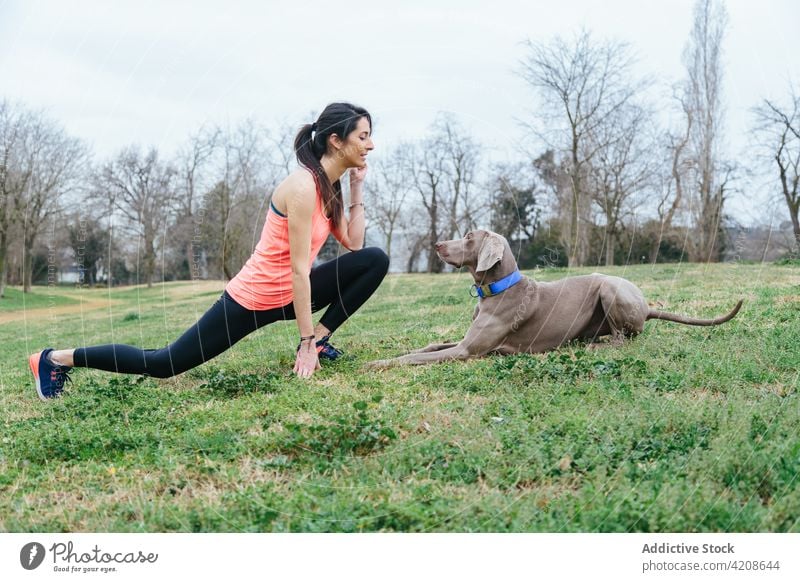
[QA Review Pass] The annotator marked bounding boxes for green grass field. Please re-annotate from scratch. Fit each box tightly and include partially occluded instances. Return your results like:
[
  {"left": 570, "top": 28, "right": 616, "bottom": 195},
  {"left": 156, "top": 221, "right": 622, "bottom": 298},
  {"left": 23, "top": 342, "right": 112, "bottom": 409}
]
[{"left": 1, "top": 263, "right": 799, "bottom": 532}]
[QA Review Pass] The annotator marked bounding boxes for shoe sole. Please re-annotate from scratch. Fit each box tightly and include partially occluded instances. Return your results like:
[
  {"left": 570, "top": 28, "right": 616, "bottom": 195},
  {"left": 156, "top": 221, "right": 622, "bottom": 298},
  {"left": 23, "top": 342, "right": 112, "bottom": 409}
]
[{"left": 28, "top": 352, "right": 48, "bottom": 401}]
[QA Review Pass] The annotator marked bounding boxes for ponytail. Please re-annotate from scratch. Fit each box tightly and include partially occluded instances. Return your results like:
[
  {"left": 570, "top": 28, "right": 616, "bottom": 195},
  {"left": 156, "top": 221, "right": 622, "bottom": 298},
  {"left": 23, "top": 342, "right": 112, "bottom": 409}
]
[{"left": 293, "top": 123, "right": 342, "bottom": 226}]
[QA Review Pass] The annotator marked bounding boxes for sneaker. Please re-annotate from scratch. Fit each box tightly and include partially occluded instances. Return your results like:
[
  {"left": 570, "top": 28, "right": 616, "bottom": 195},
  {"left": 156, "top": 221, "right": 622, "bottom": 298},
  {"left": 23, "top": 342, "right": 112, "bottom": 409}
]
[
  {"left": 315, "top": 335, "right": 343, "bottom": 361},
  {"left": 28, "top": 348, "right": 73, "bottom": 400}
]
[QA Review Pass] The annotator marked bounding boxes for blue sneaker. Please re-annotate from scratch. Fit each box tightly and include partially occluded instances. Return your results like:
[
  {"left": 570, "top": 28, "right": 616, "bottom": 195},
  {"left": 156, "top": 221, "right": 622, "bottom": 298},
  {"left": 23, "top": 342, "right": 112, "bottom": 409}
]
[
  {"left": 28, "top": 348, "right": 73, "bottom": 400},
  {"left": 315, "top": 335, "right": 343, "bottom": 361}
]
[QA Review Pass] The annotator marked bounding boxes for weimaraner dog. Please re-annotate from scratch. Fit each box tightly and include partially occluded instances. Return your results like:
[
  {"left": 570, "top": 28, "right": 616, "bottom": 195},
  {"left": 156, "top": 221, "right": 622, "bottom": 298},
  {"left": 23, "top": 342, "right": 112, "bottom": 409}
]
[{"left": 368, "top": 230, "right": 742, "bottom": 368}]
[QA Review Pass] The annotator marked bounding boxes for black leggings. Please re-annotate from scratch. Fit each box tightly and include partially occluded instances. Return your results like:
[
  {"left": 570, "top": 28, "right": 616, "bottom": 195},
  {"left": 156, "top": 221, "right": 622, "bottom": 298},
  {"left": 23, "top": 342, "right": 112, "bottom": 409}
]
[{"left": 73, "top": 247, "right": 389, "bottom": 378}]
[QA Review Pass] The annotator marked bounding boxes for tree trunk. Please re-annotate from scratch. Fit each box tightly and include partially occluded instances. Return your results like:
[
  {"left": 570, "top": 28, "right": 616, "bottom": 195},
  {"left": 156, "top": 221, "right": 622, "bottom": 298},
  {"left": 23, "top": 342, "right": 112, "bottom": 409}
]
[
  {"left": 0, "top": 232, "right": 7, "bottom": 297},
  {"left": 145, "top": 233, "right": 156, "bottom": 288},
  {"left": 648, "top": 231, "right": 661, "bottom": 264},
  {"left": 384, "top": 229, "right": 393, "bottom": 266},
  {"left": 791, "top": 209, "right": 800, "bottom": 253},
  {"left": 23, "top": 241, "right": 33, "bottom": 293},
  {"left": 655, "top": 145, "right": 687, "bottom": 265},
  {"left": 407, "top": 236, "right": 424, "bottom": 273},
  {"left": 605, "top": 232, "right": 615, "bottom": 266},
  {"left": 699, "top": 190, "right": 723, "bottom": 263},
  {"left": 22, "top": 223, "right": 39, "bottom": 292},
  {"left": 427, "top": 195, "right": 441, "bottom": 273},
  {"left": 568, "top": 156, "right": 581, "bottom": 268},
  {"left": 568, "top": 198, "right": 580, "bottom": 267},
  {"left": 779, "top": 165, "right": 800, "bottom": 253}
]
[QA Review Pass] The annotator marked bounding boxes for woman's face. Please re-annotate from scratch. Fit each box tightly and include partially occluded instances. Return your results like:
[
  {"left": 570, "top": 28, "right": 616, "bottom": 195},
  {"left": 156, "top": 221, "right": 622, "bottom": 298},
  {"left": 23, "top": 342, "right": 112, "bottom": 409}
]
[{"left": 333, "top": 116, "right": 374, "bottom": 168}]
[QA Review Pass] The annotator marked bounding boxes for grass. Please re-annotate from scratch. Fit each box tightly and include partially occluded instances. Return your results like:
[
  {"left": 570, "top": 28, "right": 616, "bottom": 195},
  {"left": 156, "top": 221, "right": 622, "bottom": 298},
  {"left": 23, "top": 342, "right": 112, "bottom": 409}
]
[
  {"left": 0, "top": 285, "right": 78, "bottom": 311},
  {"left": 0, "top": 263, "right": 799, "bottom": 532}
]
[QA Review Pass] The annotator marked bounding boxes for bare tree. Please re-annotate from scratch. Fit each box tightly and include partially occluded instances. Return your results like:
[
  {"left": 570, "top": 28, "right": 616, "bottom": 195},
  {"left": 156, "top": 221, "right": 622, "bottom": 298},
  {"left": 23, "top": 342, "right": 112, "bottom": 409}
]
[
  {"left": 683, "top": 0, "right": 729, "bottom": 262},
  {"left": 409, "top": 138, "right": 447, "bottom": 273},
  {"left": 267, "top": 121, "right": 299, "bottom": 176},
  {"left": 366, "top": 143, "right": 413, "bottom": 265},
  {"left": 177, "top": 126, "right": 219, "bottom": 219},
  {"left": 17, "top": 115, "right": 87, "bottom": 292},
  {"left": 751, "top": 89, "right": 800, "bottom": 253},
  {"left": 518, "top": 29, "right": 639, "bottom": 266},
  {"left": 433, "top": 114, "right": 483, "bottom": 237},
  {"left": 201, "top": 120, "right": 273, "bottom": 280},
  {"left": 0, "top": 101, "right": 32, "bottom": 296},
  {"left": 588, "top": 103, "right": 652, "bottom": 265},
  {"left": 97, "top": 147, "right": 177, "bottom": 288},
  {"left": 408, "top": 116, "right": 483, "bottom": 273},
  {"left": 649, "top": 87, "right": 694, "bottom": 263},
  {"left": 173, "top": 125, "right": 219, "bottom": 279}
]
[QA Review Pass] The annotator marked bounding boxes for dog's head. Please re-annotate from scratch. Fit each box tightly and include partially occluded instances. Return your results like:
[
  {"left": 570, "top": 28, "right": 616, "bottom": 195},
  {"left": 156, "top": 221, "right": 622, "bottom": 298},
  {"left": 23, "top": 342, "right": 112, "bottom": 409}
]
[{"left": 434, "top": 230, "right": 513, "bottom": 277}]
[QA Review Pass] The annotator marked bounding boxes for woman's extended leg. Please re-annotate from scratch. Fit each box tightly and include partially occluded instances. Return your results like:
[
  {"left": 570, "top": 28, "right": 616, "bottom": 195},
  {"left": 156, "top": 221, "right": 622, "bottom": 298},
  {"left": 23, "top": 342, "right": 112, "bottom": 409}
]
[{"left": 69, "top": 291, "right": 284, "bottom": 378}]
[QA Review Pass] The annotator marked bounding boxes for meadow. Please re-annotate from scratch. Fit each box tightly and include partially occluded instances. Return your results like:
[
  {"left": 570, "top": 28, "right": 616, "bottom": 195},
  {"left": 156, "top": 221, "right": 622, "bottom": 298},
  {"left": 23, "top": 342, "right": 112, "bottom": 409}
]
[{"left": 1, "top": 261, "right": 798, "bottom": 532}]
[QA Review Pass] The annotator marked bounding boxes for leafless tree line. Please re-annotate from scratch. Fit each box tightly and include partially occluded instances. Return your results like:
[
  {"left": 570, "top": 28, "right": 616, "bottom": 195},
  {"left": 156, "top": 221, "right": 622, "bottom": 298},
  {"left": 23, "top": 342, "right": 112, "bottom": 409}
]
[
  {"left": 0, "top": 108, "right": 299, "bottom": 293},
  {"left": 91, "top": 119, "right": 297, "bottom": 287},
  {"left": 751, "top": 90, "right": 800, "bottom": 251},
  {"left": 370, "top": 0, "right": 780, "bottom": 270},
  {"left": 512, "top": 0, "right": 739, "bottom": 267},
  {"left": 0, "top": 101, "right": 87, "bottom": 295}
]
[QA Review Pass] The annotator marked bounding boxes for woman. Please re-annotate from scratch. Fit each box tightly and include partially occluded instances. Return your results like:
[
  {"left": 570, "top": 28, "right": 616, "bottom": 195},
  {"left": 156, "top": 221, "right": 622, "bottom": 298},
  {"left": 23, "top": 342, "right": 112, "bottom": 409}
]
[{"left": 29, "top": 102, "right": 389, "bottom": 399}]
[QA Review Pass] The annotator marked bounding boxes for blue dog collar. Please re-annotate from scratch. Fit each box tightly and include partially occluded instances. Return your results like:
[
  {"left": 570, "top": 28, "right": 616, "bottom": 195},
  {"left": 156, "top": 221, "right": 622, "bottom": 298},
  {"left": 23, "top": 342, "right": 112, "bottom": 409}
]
[{"left": 470, "top": 270, "right": 523, "bottom": 299}]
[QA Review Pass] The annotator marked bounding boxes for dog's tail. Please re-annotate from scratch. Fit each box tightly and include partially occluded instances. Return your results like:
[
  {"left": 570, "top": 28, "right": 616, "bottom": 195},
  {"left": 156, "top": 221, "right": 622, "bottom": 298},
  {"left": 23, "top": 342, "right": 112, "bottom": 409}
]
[{"left": 646, "top": 299, "right": 743, "bottom": 327}]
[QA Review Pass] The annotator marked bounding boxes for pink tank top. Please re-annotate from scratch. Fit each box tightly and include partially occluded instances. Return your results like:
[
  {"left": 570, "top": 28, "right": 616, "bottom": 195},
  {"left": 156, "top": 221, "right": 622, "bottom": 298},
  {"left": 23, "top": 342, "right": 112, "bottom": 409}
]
[{"left": 225, "top": 170, "right": 332, "bottom": 310}]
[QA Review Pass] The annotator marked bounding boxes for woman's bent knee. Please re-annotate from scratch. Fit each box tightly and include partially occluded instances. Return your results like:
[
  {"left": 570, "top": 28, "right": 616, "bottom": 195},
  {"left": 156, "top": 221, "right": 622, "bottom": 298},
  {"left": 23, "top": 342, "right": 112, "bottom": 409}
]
[{"left": 359, "top": 246, "right": 390, "bottom": 273}]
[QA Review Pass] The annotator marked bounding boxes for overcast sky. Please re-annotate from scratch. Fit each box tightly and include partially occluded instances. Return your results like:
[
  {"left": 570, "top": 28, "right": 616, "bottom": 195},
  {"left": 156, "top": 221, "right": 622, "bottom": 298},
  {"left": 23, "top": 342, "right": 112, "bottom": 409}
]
[{"left": 1, "top": 0, "right": 797, "bottom": 223}]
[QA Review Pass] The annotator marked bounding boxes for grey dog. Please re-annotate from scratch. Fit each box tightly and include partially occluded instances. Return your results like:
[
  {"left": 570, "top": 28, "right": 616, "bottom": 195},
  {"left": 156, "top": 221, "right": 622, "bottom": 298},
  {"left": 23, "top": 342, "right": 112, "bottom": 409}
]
[{"left": 368, "top": 230, "right": 742, "bottom": 368}]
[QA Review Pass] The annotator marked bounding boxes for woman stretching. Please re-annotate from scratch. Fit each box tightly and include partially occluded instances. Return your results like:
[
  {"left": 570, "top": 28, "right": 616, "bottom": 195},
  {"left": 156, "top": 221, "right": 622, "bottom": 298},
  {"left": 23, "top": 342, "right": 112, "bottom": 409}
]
[{"left": 29, "top": 102, "right": 389, "bottom": 399}]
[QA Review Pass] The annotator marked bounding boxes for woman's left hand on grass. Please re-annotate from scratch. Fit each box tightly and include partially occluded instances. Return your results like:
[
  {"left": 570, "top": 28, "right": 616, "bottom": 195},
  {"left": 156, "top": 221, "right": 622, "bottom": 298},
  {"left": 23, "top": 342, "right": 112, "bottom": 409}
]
[{"left": 294, "top": 344, "right": 321, "bottom": 379}]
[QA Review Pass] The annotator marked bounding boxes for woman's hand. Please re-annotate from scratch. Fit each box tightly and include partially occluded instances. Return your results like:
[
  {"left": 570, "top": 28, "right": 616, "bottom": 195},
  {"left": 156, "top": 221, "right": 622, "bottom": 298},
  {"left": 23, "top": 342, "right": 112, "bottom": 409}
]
[
  {"left": 350, "top": 165, "right": 368, "bottom": 190},
  {"left": 294, "top": 343, "right": 321, "bottom": 378}
]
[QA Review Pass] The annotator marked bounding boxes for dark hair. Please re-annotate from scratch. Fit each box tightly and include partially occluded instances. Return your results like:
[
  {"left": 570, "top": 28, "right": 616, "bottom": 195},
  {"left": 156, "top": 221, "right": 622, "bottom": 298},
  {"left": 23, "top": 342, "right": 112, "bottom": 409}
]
[{"left": 294, "top": 102, "right": 372, "bottom": 226}]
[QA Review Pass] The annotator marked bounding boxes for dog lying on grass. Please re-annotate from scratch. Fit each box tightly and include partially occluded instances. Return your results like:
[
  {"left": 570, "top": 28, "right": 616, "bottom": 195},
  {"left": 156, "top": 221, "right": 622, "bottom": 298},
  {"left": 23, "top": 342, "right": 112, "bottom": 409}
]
[{"left": 368, "top": 230, "right": 742, "bottom": 368}]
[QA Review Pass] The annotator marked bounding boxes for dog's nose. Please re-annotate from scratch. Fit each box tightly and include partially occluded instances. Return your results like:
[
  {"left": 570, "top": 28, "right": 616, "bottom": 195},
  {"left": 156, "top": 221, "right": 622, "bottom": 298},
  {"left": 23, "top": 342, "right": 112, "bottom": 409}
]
[{"left": 434, "top": 241, "right": 443, "bottom": 250}]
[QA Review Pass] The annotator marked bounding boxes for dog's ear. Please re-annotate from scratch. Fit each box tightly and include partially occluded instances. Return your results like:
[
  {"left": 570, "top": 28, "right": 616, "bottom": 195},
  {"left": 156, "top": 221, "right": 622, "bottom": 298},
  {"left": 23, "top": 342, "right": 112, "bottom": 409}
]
[{"left": 476, "top": 234, "right": 504, "bottom": 272}]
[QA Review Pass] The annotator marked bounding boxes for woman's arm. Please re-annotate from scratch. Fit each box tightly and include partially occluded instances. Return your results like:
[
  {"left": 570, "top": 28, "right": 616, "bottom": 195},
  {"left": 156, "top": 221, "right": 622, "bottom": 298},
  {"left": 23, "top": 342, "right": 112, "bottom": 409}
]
[
  {"left": 286, "top": 178, "right": 320, "bottom": 377},
  {"left": 332, "top": 167, "right": 366, "bottom": 251}
]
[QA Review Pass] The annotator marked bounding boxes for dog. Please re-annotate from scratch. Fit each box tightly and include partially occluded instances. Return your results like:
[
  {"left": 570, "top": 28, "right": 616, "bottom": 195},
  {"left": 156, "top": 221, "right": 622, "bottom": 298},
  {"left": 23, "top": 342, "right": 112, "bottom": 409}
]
[{"left": 368, "top": 230, "right": 742, "bottom": 367}]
